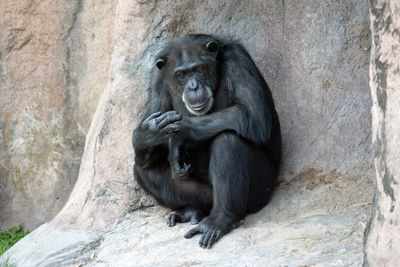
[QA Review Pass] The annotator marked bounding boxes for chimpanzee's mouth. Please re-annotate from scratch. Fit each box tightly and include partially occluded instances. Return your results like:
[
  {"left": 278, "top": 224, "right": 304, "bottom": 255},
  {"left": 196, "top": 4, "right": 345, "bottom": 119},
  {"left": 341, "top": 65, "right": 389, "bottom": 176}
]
[{"left": 190, "top": 98, "right": 210, "bottom": 111}]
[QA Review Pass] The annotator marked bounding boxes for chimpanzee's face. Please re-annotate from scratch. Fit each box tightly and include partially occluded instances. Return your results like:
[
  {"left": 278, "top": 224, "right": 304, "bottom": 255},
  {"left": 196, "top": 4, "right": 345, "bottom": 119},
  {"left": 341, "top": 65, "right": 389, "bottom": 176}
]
[{"left": 155, "top": 40, "right": 219, "bottom": 116}]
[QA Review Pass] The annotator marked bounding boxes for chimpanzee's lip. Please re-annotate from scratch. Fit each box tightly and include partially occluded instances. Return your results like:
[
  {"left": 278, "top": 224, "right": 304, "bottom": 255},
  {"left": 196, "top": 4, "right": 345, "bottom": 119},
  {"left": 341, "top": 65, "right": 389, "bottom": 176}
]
[{"left": 190, "top": 98, "right": 210, "bottom": 111}]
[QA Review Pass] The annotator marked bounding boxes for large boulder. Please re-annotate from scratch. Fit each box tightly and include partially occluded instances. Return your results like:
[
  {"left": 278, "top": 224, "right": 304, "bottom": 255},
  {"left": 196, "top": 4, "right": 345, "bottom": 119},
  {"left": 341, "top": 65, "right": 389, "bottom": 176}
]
[
  {"left": 1, "top": 0, "right": 374, "bottom": 266},
  {"left": 364, "top": 0, "right": 400, "bottom": 265}
]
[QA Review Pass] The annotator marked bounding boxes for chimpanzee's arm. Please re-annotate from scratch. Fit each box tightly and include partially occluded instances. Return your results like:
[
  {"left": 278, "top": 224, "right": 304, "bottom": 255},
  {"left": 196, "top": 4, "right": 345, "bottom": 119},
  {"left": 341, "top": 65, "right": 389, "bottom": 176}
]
[{"left": 181, "top": 43, "right": 275, "bottom": 145}]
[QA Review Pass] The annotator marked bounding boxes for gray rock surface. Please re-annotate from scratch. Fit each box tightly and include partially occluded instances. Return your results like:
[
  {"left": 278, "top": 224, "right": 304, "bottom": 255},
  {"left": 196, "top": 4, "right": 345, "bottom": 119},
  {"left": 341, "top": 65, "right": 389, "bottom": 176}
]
[
  {"left": 1, "top": 0, "right": 375, "bottom": 266},
  {"left": 364, "top": 0, "right": 400, "bottom": 265},
  {"left": 6, "top": 205, "right": 370, "bottom": 266}
]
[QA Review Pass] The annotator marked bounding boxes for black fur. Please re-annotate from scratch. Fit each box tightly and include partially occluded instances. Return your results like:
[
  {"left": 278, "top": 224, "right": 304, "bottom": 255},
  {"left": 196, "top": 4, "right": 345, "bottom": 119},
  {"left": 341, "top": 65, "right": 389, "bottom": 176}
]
[{"left": 132, "top": 34, "right": 282, "bottom": 248}]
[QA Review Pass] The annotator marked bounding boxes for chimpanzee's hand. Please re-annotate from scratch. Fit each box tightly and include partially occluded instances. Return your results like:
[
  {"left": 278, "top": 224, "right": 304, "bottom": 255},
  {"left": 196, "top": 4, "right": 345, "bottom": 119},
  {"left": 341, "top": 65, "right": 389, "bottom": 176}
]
[{"left": 142, "top": 111, "right": 182, "bottom": 134}]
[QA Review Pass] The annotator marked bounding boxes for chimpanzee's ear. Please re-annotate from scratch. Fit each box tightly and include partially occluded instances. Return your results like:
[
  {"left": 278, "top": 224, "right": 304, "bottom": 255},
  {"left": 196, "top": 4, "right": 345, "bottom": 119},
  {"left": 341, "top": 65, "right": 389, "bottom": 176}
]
[
  {"left": 155, "top": 58, "right": 166, "bottom": 69},
  {"left": 205, "top": 40, "right": 218, "bottom": 53}
]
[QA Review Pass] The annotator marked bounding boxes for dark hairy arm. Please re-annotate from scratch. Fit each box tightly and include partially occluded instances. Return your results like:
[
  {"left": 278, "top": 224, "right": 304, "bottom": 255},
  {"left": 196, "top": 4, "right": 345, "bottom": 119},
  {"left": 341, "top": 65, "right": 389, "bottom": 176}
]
[{"left": 180, "top": 43, "right": 274, "bottom": 145}]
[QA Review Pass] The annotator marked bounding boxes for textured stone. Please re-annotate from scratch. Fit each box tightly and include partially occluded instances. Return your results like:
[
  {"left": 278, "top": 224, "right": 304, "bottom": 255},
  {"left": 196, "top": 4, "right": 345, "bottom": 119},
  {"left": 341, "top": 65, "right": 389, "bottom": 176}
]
[
  {"left": 1, "top": 0, "right": 374, "bottom": 266},
  {"left": 0, "top": 0, "right": 84, "bottom": 230},
  {"left": 0, "top": 0, "right": 116, "bottom": 230},
  {"left": 364, "top": 0, "right": 400, "bottom": 265},
  {"left": 3, "top": 205, "right": 370, "bottom": 266}
]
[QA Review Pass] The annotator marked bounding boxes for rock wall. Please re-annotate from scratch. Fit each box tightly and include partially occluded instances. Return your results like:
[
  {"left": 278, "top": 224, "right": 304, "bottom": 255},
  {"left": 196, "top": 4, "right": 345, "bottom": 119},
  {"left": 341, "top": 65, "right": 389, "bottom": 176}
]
[
  {"left": 1, "top": 0, "right": 375, "bottom": 266},
  {"left": 0, "top": 0, "right": 115, "bottom": 230},
  {"left": 364, "top": 0, "right": 400, "bottom": 265}
]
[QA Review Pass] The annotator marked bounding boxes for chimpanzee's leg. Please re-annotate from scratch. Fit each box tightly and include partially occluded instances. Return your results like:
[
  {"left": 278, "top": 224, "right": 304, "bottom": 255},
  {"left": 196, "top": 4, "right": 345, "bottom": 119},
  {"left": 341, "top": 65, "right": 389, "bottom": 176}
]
[
  {"left": 134, "top": 163, "right": 212, "bottom": 226},
  {"left": 185, "top": 132, "right": 275, "bottom": 248}
]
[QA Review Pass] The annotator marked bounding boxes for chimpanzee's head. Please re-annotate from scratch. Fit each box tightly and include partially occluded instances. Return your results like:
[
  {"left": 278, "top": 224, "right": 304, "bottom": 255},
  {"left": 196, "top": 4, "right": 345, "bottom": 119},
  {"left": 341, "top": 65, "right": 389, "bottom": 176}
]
[{"left": 155, "top": 35, "right": 220, "bottom": 116}]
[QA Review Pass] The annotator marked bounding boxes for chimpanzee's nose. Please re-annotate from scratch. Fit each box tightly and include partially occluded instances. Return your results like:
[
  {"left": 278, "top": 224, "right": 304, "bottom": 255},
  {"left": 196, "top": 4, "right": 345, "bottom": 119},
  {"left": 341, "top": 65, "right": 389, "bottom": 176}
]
[{"left": 188, "top": 80, "right": 198, "bottom": 90}]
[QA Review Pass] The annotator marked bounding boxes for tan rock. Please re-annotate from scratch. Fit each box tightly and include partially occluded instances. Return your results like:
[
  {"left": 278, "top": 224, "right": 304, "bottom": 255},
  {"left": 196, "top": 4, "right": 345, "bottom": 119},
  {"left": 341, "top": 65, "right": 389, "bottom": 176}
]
[
  {"left": 364, "top": 0, "right": 400, "bottom": 265},
  {"left": 0, "top": 0, "right": 115, "bottom": 230}
]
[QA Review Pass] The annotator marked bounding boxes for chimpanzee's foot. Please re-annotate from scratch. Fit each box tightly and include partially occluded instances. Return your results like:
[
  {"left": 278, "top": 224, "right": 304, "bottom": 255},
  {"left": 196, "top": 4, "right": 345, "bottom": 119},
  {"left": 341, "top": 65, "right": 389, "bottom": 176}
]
[
  {"left": 184, "top": 214, "right": 237, "bottom": 249},
  {"left": 166, "top": 208, "right": 204, "bottom": 227}
]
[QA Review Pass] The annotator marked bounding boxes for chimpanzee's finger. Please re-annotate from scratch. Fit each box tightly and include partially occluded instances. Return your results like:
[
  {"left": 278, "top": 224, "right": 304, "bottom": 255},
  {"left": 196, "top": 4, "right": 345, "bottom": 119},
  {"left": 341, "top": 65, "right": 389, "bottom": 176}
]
[
  {"left": 157, "top": 113, "right": 182, "bottom": 129},
  {"left": 207, "top": 230, "right": 222, "bottom": 249},
  {"left": 166, "top": 213, "right": 181, "bottom": 227},
  {"left": 153, "top": 111, "right": 178, "bottom": 123},
  {"left": 143, "top": 111, "right": 162, "bottom": 125},
  {"left": 199, "top": 231, "right": 213, "bottom": 248},
  {"left": 160, "top": 122, "right": 181, "bottom": 133}
]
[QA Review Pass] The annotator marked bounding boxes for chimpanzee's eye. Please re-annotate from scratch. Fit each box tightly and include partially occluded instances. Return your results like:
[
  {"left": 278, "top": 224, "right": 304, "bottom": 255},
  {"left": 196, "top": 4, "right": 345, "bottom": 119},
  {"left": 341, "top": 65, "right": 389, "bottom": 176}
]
[{"left": 195, "top": 66, "right": 204, "bottom": 75}]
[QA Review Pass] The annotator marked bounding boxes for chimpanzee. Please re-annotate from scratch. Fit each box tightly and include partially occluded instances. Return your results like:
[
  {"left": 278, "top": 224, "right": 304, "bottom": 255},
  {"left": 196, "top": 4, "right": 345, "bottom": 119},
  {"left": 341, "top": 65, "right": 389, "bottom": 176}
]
[{"left": 132, "top": 34, "right": 281, "bottom": 249}]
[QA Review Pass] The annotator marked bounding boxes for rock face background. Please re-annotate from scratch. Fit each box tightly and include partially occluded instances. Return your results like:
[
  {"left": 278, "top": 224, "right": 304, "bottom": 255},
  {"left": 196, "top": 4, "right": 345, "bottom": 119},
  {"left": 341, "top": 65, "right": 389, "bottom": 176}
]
[
  {"left": 0, "top": 0, "right": 381, "bottom": 266},
  {"left": 0, "top": 0, "right": 115, "bottom": 230},
  {"left": 364, "top": 0, "right": 400, "bottom": 265}
]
